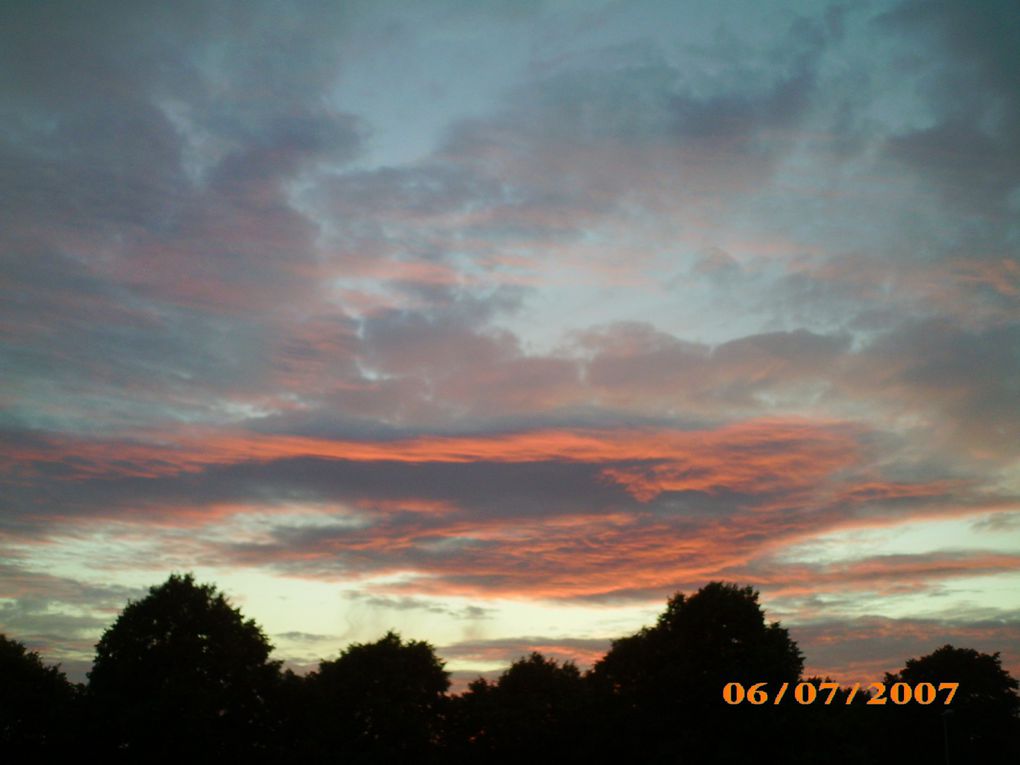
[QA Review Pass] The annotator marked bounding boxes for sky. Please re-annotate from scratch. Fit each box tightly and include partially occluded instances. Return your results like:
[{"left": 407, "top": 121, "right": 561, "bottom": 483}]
[{"left": 2, "top": 0, "right": 1018, "bottom": 687}]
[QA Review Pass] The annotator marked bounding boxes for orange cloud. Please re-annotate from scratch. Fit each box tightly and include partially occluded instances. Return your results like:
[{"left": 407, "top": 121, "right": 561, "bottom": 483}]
[
  {"left": 5, "top": 417, "right": 860, "bottom": 502},
  {"left": 7, "top": 417, "right": 1009, "bottom": 604}
]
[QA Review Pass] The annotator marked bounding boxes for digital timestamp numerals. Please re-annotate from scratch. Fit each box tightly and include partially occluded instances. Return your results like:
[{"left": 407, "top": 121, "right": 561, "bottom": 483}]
[{"left": 723, "top": 681, "right": 959, "bottom": 706}]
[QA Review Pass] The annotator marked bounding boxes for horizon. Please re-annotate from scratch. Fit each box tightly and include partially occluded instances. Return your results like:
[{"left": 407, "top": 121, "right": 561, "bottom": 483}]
[{"left": 11, "top": 571, "right": 1009, "bottom": 694}]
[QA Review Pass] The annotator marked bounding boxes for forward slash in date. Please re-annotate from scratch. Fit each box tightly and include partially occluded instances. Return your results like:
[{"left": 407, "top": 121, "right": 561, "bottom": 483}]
[{"left": 723, "top": 681, "right": 959, "bottom": 705}]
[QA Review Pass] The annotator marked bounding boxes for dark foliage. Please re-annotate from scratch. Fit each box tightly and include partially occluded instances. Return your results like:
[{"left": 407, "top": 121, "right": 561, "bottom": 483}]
[
  {"left": 0, "top": 634, "right": 79, "bottom": 758},
  {"left": 448, "top": 651, "right": 588, "bottom": 762},
  {"left": 783, "top": 676, "right": 878, "bottom": 765},
  {"left": 6, "top": 577, "right": 1019, "bottom": 764},
  {"left": 300, "top": 630, "right": 449, "bottom": 762},
  {"left": 590, "top": 581, "right": 804, "bottom": 762},
  {"left": 86, "top": 573, "right": 282, "bottom": 762},
  {"left": 875, "top": 644, "right": 1020, "bottom": 765}
]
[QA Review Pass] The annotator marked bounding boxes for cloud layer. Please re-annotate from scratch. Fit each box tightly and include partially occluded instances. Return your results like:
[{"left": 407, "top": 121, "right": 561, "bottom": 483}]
[{"left": 2, "top": 0, "right": 1018, "bottom": 682}]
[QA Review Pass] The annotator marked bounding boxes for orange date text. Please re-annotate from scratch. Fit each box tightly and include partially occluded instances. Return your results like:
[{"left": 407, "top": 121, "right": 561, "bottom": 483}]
[{"left": 722, "top": 681, "right": 958, "bottom": 705}]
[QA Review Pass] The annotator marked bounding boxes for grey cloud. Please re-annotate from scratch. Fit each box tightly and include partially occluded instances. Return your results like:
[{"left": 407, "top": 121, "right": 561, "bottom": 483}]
[
  {"left": 274, "top": 631, "right": 336, "bottom": 643},
  {"left": 568, "top": 312, "right": 1017, "bottom": 464},
  {"left": 0, "top": 598, "right": 110, "bottom": 642},
  {"left": 668, "top": 47, "right": 818, "bottom": 142},
  {"left": 0, "top": 0, "right": 369, "bottom": 437},
  {"left": 0, "top": 563, "right": 139, "bottom": 607},
  {"left": 579, "top": 322, "right": 851, "bottom": 410},
  {"left": 487, "top": 7, "right": 825, "bottom": 148},
  {"left": 971, "top": 512, "right": 1020, "bottom": 534},
  {"left": 344, "top": 592, "right": 495, "bottom": 621},
  {"left": 439, "top": 636, "right": 610, "bottom": 665},
  {"left": 0, "top": 452, "right": 637, "bottom": 536},
  {"left": 0, "top": 564, "right": 144, "bottom": 679},
  {"left": 843, "top": 319, "right": 1020, "bottom": 458},
  {"left": 424, "top": 16, "right": 829, "bottom": 245},
  {"left": 794, "top": 612, "right": 1020, "bottom": 679},
  {"left": 311, "top": 162, "right": 507, "bottom": 220},
  {"left": 879, "top": 0, "right": 1020, "bottom": 214},
  {"left": 361, "top": 305, "right": 520, "bottom": 377},
  {"left": 0, "top": 250, "right": 282, "bottom": 433},
  {"left": 690, "top": 247, "right": 742, "bottom": 277},
  {"left": 351, "top": 292, "right": 581, "bottom": 419}
]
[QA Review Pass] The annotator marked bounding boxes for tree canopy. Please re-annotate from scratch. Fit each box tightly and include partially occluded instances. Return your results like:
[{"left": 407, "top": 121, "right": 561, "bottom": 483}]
[
  {"left": 0, "top": 634, "right": 77, "bottom": 757},
  {"left": 591, "top": 581, "right": 804, "bottom": 760},
  {"left": 879, "top": 644, "right": 1020, "bottom": 764},
  {"left": 87, "top": 573, "right": 281, "bottom": 761},
  {"left": 594, "top": 581, "right": 803, "bottom": 693},
  {"left": 450, "top": 652, "right": 587, "bottom": 761},
  {"left": 7, "top": 575, "right": 1019, "bottom": 763},
  {"left": 304, "top": 630, "right": 450, "bottom": 762}
]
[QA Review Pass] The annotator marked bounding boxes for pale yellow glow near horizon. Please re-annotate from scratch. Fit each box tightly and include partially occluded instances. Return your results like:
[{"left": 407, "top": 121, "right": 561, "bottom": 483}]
[
  {"left": 7, "top": 529, "right": 660, "bottom": 674},
  {"left": 775, "top": 511, "right": 1020, "bottom": 565},
  {"left": 9, "top": 508, "right": 1018, "bottom": 679}
]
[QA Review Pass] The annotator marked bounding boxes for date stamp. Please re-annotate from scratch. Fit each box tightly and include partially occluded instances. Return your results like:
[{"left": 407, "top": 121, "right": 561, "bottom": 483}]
[{"left": 722, "top": 681, "right": 958, "bottom": 705}]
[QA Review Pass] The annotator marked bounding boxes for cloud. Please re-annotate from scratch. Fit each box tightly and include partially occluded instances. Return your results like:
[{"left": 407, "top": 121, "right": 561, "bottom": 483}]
[
  {"left": 879, "top": 0, "right": 1020, "bottom": 216},
  {"left": 796, "top": 612, "right": 1020, "bottom": 684},
  {"left": 2, "top": 0, "right": 1017, "bottom": 686},
  {"left": 7, "top": 411, "right": 1012, "bottom": 607},
  {"left": 440, "top": 636, "right": 610, "bottom": 668},
  {"left": 840, "top": 319, "right": 1020, "bottom": 458}
]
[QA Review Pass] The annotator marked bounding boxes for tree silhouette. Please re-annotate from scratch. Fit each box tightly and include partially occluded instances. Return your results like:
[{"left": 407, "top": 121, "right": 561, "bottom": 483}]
[
  {"left": 86, "top": 573, "right": 281, "bottom": 761},
  {"left": 590, "top": 581, "right": 804, "bottom": 762},
  {"left": 0, "top": 634, "right": 78, "bottom": 757},
  {"left": 448, "top": 651, "right": 587, "bottom": 762},
  {"left": 303, "top": 630, "right": 449, "bottom": 762},
  {"left": 14, "top": 573, "right": 1018, "bottom": 763},
  {"left": 877, "top": 644, "right": 1020, "bottom": 765},
  {"left": 784, "top": 676, "right": 877, "bottom": 765}
]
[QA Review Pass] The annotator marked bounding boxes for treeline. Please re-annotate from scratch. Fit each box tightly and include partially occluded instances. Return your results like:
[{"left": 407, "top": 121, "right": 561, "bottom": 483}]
[{"left": 3, "top": 575, "right": 1018, "bottom": 764}]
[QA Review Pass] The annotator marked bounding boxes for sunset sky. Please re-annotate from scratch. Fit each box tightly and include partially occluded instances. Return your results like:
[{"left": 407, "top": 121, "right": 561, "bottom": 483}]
[{"left": 2, "top": 0, "right": 1018, "bottom": 686}]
